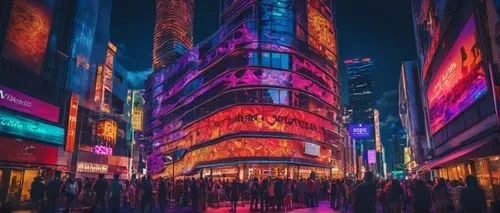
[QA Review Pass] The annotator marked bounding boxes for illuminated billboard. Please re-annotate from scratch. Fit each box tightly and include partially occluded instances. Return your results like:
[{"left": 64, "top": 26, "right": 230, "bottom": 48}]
[
  {"left": 94, "top": 43, "right": 115, "bottom": 113},
  {"left": 2, "top": 0, "right": 55, "bottom": 73},
  {"left": 155, "top": 105, "right": 336, "bottom": 152},
  {"left": 427, "top": 16, "right": 487, "bottom": 134},
  {"left": 367, "top": 149, "right": 376, "bottom": 164},
  {"left": 96, "top": 120, "right": 117, "bottom": 144},
  {"left": 348, "top": 124, "right": 373, "bottom": 139},
  {"left": 154, "top": 137, "right": 331, "bottom": 177},
  {"left": 132, "top": 90, "right": 144, "bottom": 131},
  {"left": 0, "top": 110, "right": 64, "bottom": 145},
  {"left": 0, "top": 85, "right": 59, "bottom": 122},
  {"left": 374, "top": 109, "right": 381, "bottom": 152}
]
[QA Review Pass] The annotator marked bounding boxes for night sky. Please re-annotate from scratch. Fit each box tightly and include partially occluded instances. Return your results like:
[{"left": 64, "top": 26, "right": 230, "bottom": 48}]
[{"left": 110, "top": 0, "right": 417, "bottom": 144}]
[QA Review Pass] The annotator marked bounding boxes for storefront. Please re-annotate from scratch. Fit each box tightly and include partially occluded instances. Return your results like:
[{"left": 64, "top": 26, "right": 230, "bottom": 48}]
[
  {"left": 76, "top": 151, "right": 129, "bottom": 179},
  {"left": 0, "top": 137, "right": 68, "bottom": 206}
]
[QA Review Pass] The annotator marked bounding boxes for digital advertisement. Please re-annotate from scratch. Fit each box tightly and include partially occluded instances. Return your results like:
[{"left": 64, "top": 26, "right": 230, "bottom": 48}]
[
  {"left": 0, "top": 110, "right": 64, "bottom": 145},
  {"left": 348, "top": 123, "right": 373, "bottom": 139},
  {"left": 427, "top": 17, "right": 487, "bottom": 134},
  {"left": 2, "top": 0, "right": 55, "bottom": 73},
  {"left": 0, "top": 85, "right": 59, "bottom": 122}
]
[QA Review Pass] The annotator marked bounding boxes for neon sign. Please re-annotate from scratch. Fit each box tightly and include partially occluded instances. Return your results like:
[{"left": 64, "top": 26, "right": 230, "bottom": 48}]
[
  {"left": 0, "top": 110, "right": 64, "bottom": 145},
  {"left": 91, "top": 145, "right": 113, "bottom": 155},
  {"left": 348, "top": 124, "right": 373, "bottom": 139},
  {"left": 65, "top": 94, "right": 78, "bottom": 152},
  {"left": 0, "top": 84, "right": 59, "bottom": 122}
]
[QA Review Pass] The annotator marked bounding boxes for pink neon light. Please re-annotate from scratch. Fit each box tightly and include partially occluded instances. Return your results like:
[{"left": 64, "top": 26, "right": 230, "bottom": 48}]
[{"left": 91, "top": 145, "right": 113, "bottom": 155}]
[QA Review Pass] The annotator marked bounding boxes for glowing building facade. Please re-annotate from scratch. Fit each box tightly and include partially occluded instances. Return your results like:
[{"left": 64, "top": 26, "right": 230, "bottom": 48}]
[
  {"left": 153, "top": 0, "right": 194, "bottom": 70},
  {"left": 145, "top": 0, "right": 341, "bottom": 179}
]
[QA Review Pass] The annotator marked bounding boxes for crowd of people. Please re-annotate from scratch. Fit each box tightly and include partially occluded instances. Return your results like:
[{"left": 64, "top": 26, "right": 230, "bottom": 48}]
[{"left": 4, "top": 170, "right": 492, "bottom": 213}]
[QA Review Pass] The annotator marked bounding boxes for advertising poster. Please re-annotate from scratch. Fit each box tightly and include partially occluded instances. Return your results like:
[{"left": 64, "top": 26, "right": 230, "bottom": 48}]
[
  {"left": 2, "top": 0, "right": 55, "bottom": 73},
  {"left": 0, "top": 137, "right": 58, "bottom": 164},
  {"left": 0, "top": 85, "right": 59, "bottom": 122},
  {"left": 426, "top": 16, "right": 487, "bottom": 134},
  {"left": 368, "top": 149, "right": 376, "bottom": 164},
  {"left": 348, "top": 124, "right": 373, "bottom": 139}
]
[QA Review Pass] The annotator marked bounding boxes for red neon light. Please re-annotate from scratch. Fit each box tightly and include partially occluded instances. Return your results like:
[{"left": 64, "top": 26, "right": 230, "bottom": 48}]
[{"left": 65, "top": 94, "right": 79, "bottom": 152}]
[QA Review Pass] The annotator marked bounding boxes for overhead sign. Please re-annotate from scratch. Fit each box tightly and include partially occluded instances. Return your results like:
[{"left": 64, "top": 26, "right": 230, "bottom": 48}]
[
  {"left": 304, "top": 142, "right": 320, "bottom": 157},
  {"left": 368, "top": 150, "right": 376, "bottom": 164},
  {"left": 348, "top": 124, "right": 373, "bottom": 139},
  {"left": 77, "top": 162, "right": 108, "bottom": 174},
  {"left": 0, "top": 85, "right": 59, "bottom": 122},
  {"left": 0, "top": 110, "right": 64, "bottom": 145}
]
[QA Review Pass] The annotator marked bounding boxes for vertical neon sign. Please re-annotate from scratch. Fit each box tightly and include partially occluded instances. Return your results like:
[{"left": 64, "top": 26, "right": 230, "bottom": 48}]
[
  {"left": 94, "top": 42, "right": 116, "bottom": 112},
  {"left": 65, "top": 93, "right": 79, "bottom": 152}
]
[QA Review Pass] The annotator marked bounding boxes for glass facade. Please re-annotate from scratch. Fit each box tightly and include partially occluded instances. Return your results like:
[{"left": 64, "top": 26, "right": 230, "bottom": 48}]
[{"left": 145, "top": 0, "right": 340, "bottom": 178}]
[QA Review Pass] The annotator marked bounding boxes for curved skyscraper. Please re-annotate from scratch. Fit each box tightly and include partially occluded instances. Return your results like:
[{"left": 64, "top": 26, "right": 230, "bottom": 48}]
[
  {"left": 153, "top": 0, "right": 194, "bottom": 70},
  {"left": 145, "top": 0, "right": 342, "bottom": 179}
]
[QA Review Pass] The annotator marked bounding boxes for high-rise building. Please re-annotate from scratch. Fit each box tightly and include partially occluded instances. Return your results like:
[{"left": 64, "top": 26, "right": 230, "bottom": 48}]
[
  {"left": 145, "top": 0, "right": 341, "bottom": 179},
  {"left": 345, "top": 57, "right": 374, "bottom": 124},
  {"left": 153, "top": 0, "right": 194, "bottom": 70},
  {"left": 411, "top": 0, "right": 500, "bottom": 200},
  {"left": 398, "top": 60, "right": 425, "bottom": 169}
]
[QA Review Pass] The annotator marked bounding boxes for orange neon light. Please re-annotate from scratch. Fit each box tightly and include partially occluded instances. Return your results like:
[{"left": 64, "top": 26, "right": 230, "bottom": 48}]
[
  {"left": 65, "top": 94, "right": 79, "bottom": 152},
  {"left": 96, "top": 120, "right": 117, "bottom": 144}
]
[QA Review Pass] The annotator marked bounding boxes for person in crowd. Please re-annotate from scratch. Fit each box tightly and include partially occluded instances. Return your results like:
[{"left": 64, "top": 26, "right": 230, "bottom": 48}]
[
  {"left": 200, "top": 178, "right": 208, "bottom": 210},
  {"left": 141, "top": 176, "right": 154, "bottom": 213},
  {"left": 386, "top": 179, "right": 404, "bottom": 213},
  {"left": 459, "top": 175, "right": 487, "bottom": 213},
  {"left": 213, "top": 178, "right": 222, "bottom": 208},
  {"left": 47, "top": 171, "right": 63, "bottom": 213},
  {"left": 337, "top": 180, "right": 347, "bottom": 211},
  {"left": 432, "top": 178, "right": 453, "bottom": 213},
  {"left": 109, "top": 173, "right": 123, "bottom": 213},
  {"left": 411, "top": 179, "right": 432, "bottom": 213},
  {"left": 330, "top": 180, "right": 337, "bottom": 209},
  {"left": 261, "top": 177, "right": 270, "bottom": 212},
  {"left": 82, "top": 177, "right": 93, "bottom": 206},
  {"left": 93, "top": 173, "right": 108, "bottom": 211},
  {"left": 353, "top": 171, "right": 377, "bottom": 213},
  {"left": 285, "top": 178, "right": 293, "bottom": 211},
  {"left": 30, "top": 176, "right": 45, "bottom": 212},
  {"left": 250, "top": 177, "right": 260, "bottom": 210},
  {"left": 452, "top": 179, "right": 465, "bottom": 211},
  {"left": 230, "top": 178, "right": 240, "bottom": 212},
  {"left": 157, "top": 178, "right": 167, "bottom": 211},
  {"left": 274, "top": 177, "right": 285, "bottom": 211},
  {"left": 298, "top": 178, "right": 306, "bottom": 207},
  {"left": 190, "top": 178, "right": 199, "bottom": 211},
  {"left": 269, "top": 178, "right": 276, "bottom": 210},
  {"left": 65, "top": 174, "right": 78, "bottom": 212}
]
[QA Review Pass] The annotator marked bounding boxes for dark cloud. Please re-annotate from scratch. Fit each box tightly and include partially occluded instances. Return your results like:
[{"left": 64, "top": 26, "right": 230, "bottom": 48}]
[
  {"left": 127, "top": 68, "right": 153, "bottom": 89},
  {"left": 376, "top": 89, "right": 398, "bottom": 108}
]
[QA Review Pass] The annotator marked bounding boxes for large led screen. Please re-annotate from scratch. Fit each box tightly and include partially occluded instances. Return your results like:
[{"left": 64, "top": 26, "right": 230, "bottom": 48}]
[
  {"left": 2, "top": 0, "right": 55, "bottom": 74},
  {"left": 427, "top": 16, "right": 487, "bottom": 134},
  {"left": 152, "top": 137, "right": 331, "bottom": 177},
  {"left": 0, "top": 110, "right": 64, "bottom": 145}
]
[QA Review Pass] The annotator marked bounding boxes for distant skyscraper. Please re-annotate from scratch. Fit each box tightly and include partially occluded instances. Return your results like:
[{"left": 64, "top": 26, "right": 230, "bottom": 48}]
[
  {"left": 345, "top": 57, "right": 374, "bottom": 124},
  {"left": 153, "top": 0, "right": 194, "bottom": 70}
]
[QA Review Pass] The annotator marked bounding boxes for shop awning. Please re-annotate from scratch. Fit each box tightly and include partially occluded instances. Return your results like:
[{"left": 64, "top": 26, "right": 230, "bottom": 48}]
[{"left": 417, "top": 135, "right": 500, "bottom": 172}]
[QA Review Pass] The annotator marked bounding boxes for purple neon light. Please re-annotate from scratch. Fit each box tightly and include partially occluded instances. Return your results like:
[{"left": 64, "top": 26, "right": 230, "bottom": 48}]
[{"left": 0, "top": 85, "right": 59, "bottom": 122}]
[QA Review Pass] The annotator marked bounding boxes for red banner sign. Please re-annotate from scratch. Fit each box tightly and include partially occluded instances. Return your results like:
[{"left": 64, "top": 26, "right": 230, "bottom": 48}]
[
  {"left": 65, "top": 94, "right": 79, "bottom": 152},
  {"left": 0, "top": 137, "right": 58, "bottom": 165}
]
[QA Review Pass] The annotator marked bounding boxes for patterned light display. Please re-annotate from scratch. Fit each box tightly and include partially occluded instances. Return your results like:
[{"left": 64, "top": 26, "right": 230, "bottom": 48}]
[
  {"left": 153, "top": 0, "right": 193, "bottom": 70},
  {"left": 96, "top": 120, "right": 117, "bottom": 144},
  {"left": 2, "top": 0, "right": 54, "bottom": 73},
  {"left": 145, "top": 0, "right": 340, "bottom": 177},
  {"left": 91, "top": 145, "right": 113, "bottom": 155},
  {"left": 307, "top": 0, "right": 337, "bottom": 68},
  {"left": 94, "top": 43, "right": 115, "bottom": 113},
  {"left": 426, "top": 17, "right": 487, "bottom": 134}
]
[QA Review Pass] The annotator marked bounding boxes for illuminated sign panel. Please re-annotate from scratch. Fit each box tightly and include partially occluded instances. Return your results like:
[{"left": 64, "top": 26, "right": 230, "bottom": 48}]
[
  {"left": 0, "top": 110, "right": 64, "bottom": 145},
  {"left": 132, "top": 90, "right": 144, "bottom": 131},
  {"left": 304, "top": 142, "right": 320, "bottom": 157},
  {"left": 348, "top": 124, "right": 372, "bottom": 139},
  {"left": 96, "top": 120, "right": 117, "bottom": 144},
  {"left": 367, "top": 150, "right": 376, "bottom": 164},
  {"left": 77, "top": 162, "right": 108, "bottom": 174},
  {"left": 427, "top": 17, "right": 487, "bottom": 134},
  {"left": 65, "top": 94, "right": 79, "bottom": 152},
  {"left": 91, "top": 145, "right": 113, "bottom": 155},
  {"left": 154, "top": 137, "right": 331, "bottom": 177},
  {"left": 94, "top": 43, "right": 115, "bottom": 113},
  {"left": 156, "top": 105, "right": 335, "bottom": 152},
  {"left": 0, "top": 85, "right": 59, "bottom": 122},
  {"left": 2, "top": 0, "right": 54, "bottom": 73},
  {"left": 374, "top": 110, "right": 381, "bottom": 152}
]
